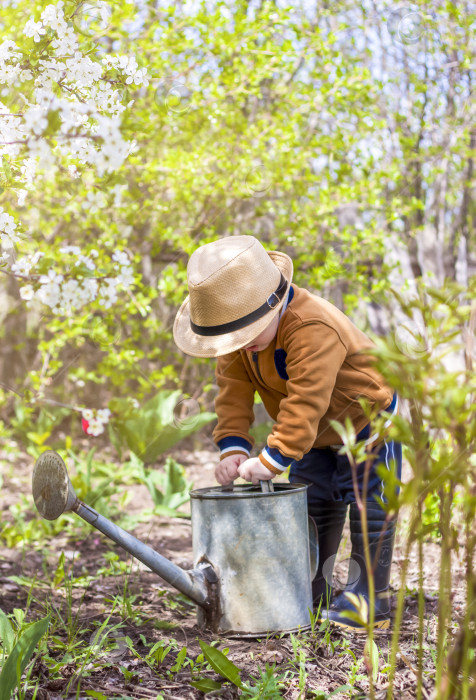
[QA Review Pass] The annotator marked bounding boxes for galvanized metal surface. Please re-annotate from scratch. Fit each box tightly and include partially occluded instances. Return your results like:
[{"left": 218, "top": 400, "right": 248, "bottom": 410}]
[{"left": 191, "top": 483, "right": 315, "bottom": 637}]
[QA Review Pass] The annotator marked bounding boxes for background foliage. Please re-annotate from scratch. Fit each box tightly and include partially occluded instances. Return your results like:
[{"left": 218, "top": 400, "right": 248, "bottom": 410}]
[{"left": 1, "top": 0, "right": 474, "bottom": 422}]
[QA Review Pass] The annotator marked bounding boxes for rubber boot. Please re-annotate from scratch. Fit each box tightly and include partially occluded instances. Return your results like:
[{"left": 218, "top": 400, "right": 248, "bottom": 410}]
[
  {"left": 320, "top": 501, "right": 396, "bottom": 632},
  {"left": 308, "top": 501, "right": 348, "bottom": 612}
]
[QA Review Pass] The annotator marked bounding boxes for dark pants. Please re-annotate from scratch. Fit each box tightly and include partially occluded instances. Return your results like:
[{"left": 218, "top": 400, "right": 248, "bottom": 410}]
[{"left": 289, "top": 401, "right": 402, "bottom": 507}]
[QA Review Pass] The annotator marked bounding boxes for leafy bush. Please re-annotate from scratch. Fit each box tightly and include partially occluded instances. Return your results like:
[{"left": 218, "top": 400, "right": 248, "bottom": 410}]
[{"left": 109, "top": 390, "right": 216, "bottom": 465}]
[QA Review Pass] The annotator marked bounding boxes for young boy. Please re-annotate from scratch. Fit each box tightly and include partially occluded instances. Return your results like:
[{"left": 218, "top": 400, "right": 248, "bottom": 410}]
[{"left": 173, "top": 235, "right": 401, "bottom": 632}]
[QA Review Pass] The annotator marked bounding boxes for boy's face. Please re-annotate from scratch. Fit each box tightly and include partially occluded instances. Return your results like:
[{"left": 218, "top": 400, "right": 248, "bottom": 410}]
[{"left": 243, "top": 314, "right": 280, "bottom": 353}]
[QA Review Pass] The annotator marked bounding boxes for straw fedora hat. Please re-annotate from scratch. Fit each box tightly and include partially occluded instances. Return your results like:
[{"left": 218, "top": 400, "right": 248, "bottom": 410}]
[{"left": 173, "top": 235, "right": 293, "bottom": 358}]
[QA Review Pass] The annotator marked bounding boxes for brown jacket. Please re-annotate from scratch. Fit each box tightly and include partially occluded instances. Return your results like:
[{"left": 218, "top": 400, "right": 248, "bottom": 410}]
[{"left": 212, "top": 284, "right": 392, "bottom": 468}]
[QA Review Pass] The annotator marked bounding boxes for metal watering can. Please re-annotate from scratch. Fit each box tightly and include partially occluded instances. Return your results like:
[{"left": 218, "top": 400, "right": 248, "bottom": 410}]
[{"left": 32, "top": 451, "right": 318, "bottom": 637}]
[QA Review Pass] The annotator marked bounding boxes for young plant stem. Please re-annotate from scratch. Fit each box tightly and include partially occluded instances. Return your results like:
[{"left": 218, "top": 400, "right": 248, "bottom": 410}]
[
  {"left": 417, "top": 498, "right": 424, "bottom": 700},
  {"left": 349, "top": 449, "right": 376, "bottom": 700},
  {"left": 386, "top": 513, "right": 417, "bottom": 698},
  {"left": 437, "top": 486, "right": 475, "bottom": 700},
  {"left": 435, "top": 485, "right": 454, "bottom": 691},
  {"left": 459, "top": 519, "right": 475, "bottom": 698}
]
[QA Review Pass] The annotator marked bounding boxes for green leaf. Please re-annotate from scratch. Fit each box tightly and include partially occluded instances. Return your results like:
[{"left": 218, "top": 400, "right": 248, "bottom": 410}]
[
  {"left": 189, "top": 678, "right": 223, "bottom": 693},
  {"left": 329, "top": 685, "right": 354, "bottom": 696},
  {"left": 53, "top": 552, "right": 65, "bottom": 588},
  {"left": 0, "top": 615, "right": 49, "bottom": 700},
  {"left": 150, "top": 505, "right": 190, "bottom": 518},
  {"left": 0, "top": 610, "right": 15, "bottom": 656},
  {"left": 26, "top": 431, "right": 51, "bottom": 446},
  {"left": 364, "top": 638, "right": 379, "bottom": 682},
  {"left": 198, "top": 640, "right": 244, "bottom": 689},
  {"left": 336, "top": 593, "right": 369, "bottom": 627},
  {"left": 170, "top": 646, "right": 187, "bottom": 673}
]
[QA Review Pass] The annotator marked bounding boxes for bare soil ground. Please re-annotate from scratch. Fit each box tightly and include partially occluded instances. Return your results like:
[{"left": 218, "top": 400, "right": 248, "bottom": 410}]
[{"left": 0, "top": 445, "right": 468, "bottom": 699}]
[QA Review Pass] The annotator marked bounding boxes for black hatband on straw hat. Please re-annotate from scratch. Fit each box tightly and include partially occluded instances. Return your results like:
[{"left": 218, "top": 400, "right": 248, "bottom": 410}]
[{"left": 190, "top": 273, "right": 288, "bottom": 337}]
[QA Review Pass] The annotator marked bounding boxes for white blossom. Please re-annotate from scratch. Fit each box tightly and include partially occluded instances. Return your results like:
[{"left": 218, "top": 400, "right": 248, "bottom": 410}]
[
  {"left": 31, "top": 251, "right": 44, "bottom": 264},
  {"left": 98, "top": 278, "right": 119, "bottom": 308},
  {"left": 81, "top": 407, "right": 109, "bottom": 436},
  {"left": 20, "top": 157, "right": 37, "bottom": 182},
  {"left": 0, "top": 208, "right": 19, "bottom": 248},
  {"left": 112, "top": 250, "right": 129, "bottom": 265},
  {"left": 0, "top": 40, "right": 19, "bottom": 62},
  {"left": 60, "top": 278, "right": 81, "bottom": 308},
  {"left": 102, "top": 54, "right": 149, "bottom": 87},
  {"left": 97, "top": 2, "right": 111, "bottom": 28},
  {"left": 26, "top": 138, "right": 55, "bottom": 170},
  {"left": 11, "top": 257, "right": 32, "bottom": 275},
  {"left": 41, "top": 3, "right": 67, "bottom": 35},
  {"left": 65, "top": 53, "right": 102, "bottom": 87},
  {"left": 82, "top": 278, "right": 99, "bottom": 302},
  {"left": 82, "top": 190, "right": 107, "bottom": 212},
  {"left": 16, "top": 245, "right": 134, "bottom": 314},
  {"left": 13, "top": 250, "right": 44, "bottom": 277},
  {"left": 97, "top": 408, "right": 111, "bottom": 423},
  {"left": 24, "top": 19, "right": 46, "bottom": 43},
  {"left": 40, "top": 268, "right": 64, "bottom": 285},
  {"left": 116, "top": 266, "right": 134, "bottom": 287},
  {"left": 23, "top": 107, "right": 48, "bottom": 136},
  {"left": 36, "top": 281, "right": 62, "bottom": 309},
  {"left": 112, "top": 184, "right": 127, "bottom": 206},
  {"left": 60, "top": 245, "right": 81, "bottom": 255},
  {"left": 0, "top": 209, "right": 17, "bottom": 237},
  {"left": 19, "top": 285, "right": 35, "bottom": 300},
  {"left": 85, "top": 418, "right": 104, "bottom": 436},
  {"left": 52, "top": 27, "right": 78, "bottom": 55}
]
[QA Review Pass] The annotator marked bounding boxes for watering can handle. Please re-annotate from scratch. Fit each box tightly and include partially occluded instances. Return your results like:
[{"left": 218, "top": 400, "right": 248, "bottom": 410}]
[{"left": 222, "top": 481, "right": 274, "bottom": 492}]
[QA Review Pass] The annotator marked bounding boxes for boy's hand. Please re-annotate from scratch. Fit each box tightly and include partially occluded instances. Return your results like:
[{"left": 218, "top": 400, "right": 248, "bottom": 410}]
[
  {"left": 238, "top": 457, "right": 274, "bottom": 485},
  {"left": 215, "top": 453, "right": 248, "bottom": 486}
]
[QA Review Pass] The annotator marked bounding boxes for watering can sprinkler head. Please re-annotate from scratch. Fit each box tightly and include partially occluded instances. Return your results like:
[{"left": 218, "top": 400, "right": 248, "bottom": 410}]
[{"left": 33, "top": 450, "right": 79, "bottom": 520}]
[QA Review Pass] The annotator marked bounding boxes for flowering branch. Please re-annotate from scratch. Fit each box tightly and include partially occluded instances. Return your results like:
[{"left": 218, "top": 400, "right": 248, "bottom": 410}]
[{"left": 0, "top": 1, "right": 148, "bottom": 312}]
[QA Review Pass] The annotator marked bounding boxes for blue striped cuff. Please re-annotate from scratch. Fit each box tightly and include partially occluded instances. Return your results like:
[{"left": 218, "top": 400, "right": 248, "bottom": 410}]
[
  {"left": 217, "top": 436, "right": 252, "bottom": 457},
  {"left": 260, "top": 446, "right": 293, "bottom": 472}
]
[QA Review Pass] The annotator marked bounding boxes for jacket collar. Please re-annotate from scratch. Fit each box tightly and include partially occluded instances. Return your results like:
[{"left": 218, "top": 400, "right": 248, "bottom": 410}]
[{"left": 278, "top": 285, "right": 294, "bottom": 321}]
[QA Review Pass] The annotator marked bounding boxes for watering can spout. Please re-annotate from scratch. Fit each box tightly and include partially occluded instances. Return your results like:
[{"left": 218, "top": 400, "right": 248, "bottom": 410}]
[{"left": 32, "top": 451, "right": 212, "bottom": 610}]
